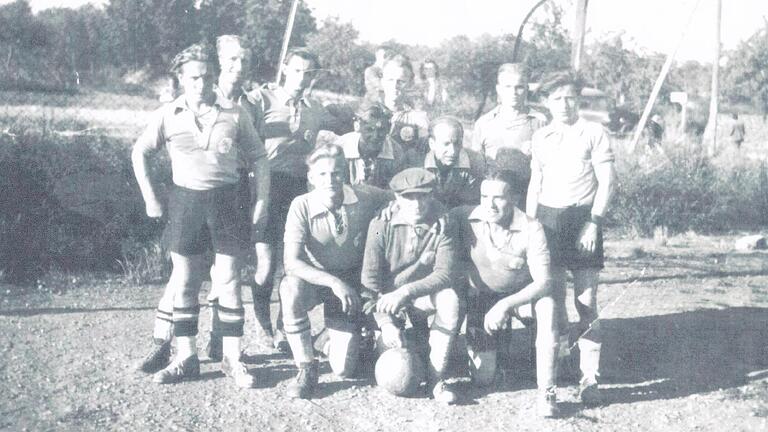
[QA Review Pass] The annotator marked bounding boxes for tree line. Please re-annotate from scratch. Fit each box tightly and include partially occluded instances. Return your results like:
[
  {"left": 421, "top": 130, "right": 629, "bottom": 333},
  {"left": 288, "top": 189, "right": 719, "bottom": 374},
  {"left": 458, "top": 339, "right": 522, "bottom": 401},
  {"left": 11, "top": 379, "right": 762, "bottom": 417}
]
[{"left": 1, "top": 0, "right": 767, "bottom": 117}]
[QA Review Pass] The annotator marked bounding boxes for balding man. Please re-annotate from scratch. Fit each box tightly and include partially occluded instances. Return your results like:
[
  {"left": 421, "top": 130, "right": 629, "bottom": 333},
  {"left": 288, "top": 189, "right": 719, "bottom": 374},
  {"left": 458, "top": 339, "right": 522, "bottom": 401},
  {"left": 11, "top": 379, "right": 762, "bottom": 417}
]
[{"left": 424, "top": 116, "right": 482, "bottom": 208}]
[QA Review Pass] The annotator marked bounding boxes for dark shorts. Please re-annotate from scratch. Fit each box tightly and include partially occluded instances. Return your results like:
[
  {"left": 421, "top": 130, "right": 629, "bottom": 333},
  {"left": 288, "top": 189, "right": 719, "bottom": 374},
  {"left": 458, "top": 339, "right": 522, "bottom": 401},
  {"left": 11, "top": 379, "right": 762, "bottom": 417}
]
[
  {"left": 301, "top": 268, "right": 366, "bottom": 332},
  {"left": 165, "top": 183, "right": 249, "bottom": 256},
  {"left": 259, "top": 172, "right": 307, "bottom": 245},
  {"left": 536, "top": 204, "right": 604, "bottom": 270}
]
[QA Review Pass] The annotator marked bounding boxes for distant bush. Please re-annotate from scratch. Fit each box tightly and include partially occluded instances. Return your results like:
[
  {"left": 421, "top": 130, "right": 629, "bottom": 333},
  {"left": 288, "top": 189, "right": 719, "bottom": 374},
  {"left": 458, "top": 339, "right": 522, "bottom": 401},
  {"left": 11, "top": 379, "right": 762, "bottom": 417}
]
[
  {"left": 610, "top": 139, "right": 768, "bottom": 236},
  {"left": 0, "top": 129, "right": 169, "bottom": 283}
]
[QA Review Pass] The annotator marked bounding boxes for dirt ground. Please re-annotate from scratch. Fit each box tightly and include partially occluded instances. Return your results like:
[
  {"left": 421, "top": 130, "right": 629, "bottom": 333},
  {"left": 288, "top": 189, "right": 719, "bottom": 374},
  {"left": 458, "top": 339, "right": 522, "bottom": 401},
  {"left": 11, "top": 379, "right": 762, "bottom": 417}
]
[{"left": 1, "top": 233, "right": 767, "bottom": 432}]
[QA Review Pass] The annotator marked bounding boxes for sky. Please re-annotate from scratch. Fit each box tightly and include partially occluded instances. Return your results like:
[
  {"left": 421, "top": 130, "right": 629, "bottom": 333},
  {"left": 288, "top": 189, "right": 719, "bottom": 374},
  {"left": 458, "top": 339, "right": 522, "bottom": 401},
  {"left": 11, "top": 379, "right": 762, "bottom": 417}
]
[{"left": 12, "top": 0, "right": 768, "bottom": 63}]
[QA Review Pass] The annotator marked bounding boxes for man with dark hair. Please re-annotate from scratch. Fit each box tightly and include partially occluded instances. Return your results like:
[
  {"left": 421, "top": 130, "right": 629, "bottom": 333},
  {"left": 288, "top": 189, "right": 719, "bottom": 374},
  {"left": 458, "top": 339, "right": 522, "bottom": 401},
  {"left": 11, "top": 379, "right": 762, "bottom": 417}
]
[
  {"left": 424, "top": 116, "right": 481, "bottom": 208},
  {"left": 451, "top": 170, "right": 559, "bottom": 417},
  {"left": 337, "top": 104, "right": 404, "bottom": 187},
  {"left": 361, "top": 167, "right": 464, "bottom": 405},
  {"left": 243, "top": 47, "right": 350, "bottom": 354},
  {"left": 527, "top": 69, "right": 616, "bottom": 406},
  {"left": 132, "top": 43, "right": 267, "bottom": 388},
  {"left": 472, "top": 63, "right": 544, "bottom": 205},
  {"left": 418, "top": 59, "right": 449, "bottom": 115},
  {"left": 280, "top": 144, "right": 392, "bottom": 399}
]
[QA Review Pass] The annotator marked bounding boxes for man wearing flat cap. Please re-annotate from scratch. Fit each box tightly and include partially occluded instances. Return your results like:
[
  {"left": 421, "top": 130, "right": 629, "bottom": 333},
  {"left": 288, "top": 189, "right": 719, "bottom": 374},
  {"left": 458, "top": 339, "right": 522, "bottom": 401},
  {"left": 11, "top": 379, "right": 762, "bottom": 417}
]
[
  {"left": 527, "top": 69, "right": 616, "bottom": 406},
  {"left": 361, "top": 167, "right": 464, "bottom": 404},
  {"left": 279, "top": 144, "right": 392, "bottom": 399},
  {"left": 132, "top": 42, "right": 266, "bottom": 389}
]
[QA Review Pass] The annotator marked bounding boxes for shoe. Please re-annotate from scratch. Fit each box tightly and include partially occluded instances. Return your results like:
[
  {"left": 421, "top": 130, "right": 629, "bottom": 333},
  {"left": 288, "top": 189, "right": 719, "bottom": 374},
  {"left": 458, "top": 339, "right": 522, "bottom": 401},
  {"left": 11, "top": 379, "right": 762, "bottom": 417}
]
[
  {"left": 537, "top": 386, "right": 560, "bottom": 418},
  {"left": 286, "top": 361, "right": 318, "bottom": 399},
  {"left": 222, "top": 356, "right": 256, "bottom": 388},
  {"left": 579, "top": 376, "right": 604, "bottom": 406},
  {"left": 273, "top": 330, "right": 291, "bottom": 355},
  {"left": 206, "top": 332, "right": 223, "bottom": 362},
  {"left": 431, "top": 380, "right": 458, "bottom": 405},
  {"left": 134, "top": 340, "right": 171, "bottom": 374},
  {"left": 250, "top": 326, "right": 275, "bottom": 352},
  {"left": 152, "top": 355, "right": 200, "bottom": 384}
]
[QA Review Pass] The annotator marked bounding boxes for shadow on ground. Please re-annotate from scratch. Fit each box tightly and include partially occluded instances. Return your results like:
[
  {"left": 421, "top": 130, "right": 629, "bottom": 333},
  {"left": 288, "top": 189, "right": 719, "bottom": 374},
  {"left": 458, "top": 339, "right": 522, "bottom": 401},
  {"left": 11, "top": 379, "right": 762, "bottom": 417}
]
[{"left": 600, "top": 306, "right": 768, "bottom": 405}]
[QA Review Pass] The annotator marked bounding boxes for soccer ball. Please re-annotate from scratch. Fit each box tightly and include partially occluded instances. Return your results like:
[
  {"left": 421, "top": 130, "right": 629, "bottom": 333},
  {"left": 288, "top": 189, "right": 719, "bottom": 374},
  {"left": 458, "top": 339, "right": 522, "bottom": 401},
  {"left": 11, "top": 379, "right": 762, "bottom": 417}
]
[{"left": 375, "top": 348, "right": 426, "bottom": 397}]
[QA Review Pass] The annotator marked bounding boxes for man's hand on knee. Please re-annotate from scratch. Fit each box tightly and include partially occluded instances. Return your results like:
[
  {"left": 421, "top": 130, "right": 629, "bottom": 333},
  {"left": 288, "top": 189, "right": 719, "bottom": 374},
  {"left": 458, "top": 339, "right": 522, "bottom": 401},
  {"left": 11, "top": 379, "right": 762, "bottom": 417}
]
[
  {"left": 377, "top": 289, "right": 409, "bottom": 315},
  {"left": 330, "top": 280, "right": 361, "bottom": 315},
  {"left": 484, "top": 301, "right": 513, "bottom": 335}
]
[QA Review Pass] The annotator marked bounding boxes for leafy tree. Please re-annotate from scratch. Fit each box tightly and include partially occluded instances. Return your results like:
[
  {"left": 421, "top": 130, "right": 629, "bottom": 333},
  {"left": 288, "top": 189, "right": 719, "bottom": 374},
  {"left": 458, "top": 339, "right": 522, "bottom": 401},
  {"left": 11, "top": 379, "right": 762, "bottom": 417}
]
[
  {"left": 722, "top": 25, "right": 768, "bottom": 114},
  {"left": 305, "top": 17, "right": 369, "bottom": 95}
]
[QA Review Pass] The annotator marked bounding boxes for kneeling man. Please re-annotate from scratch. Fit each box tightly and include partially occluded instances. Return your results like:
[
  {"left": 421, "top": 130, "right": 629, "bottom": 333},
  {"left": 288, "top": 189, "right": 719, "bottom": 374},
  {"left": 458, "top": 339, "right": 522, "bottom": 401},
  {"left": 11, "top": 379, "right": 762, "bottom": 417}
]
[
  {"left": 280, "top": 144, "right": 391, "bottom": 399},
  {"left": 452, "top": 170, "right": 559, "bottom": 417},
  {"left": 361, "top": 168, "right": 464, "bottom": 404}
]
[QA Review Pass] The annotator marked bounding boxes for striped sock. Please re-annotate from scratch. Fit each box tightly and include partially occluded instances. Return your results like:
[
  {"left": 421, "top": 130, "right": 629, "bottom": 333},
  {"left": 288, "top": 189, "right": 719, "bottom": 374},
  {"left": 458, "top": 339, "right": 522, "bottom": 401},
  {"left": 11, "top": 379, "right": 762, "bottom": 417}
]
[
  {"left": 173, "top": 305, "right": 200, "bottom": 337},
  {"left": 153, "top": 308, "right": 173, "bottom": 343},
  {"left": 217, "top": 304, "right": 245, "bottom": 337},
  {"left": 284, "top": 316, "right": 313, "bottom": 365}
]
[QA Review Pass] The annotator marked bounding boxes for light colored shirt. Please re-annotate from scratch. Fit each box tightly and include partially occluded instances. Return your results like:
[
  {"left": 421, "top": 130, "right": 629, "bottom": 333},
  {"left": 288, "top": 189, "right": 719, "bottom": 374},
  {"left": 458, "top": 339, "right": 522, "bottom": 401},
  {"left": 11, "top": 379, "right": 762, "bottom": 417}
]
[
  {"left": 530, "top": 118, "right": 614, "bottom": 208},
  {"left": 134, "top": 93, "right": 266, "bottom": 190},
  {"left": 248, "top": 84, "right": 345, "bottom": 176},
  {"left": 472, "top": 105, "right": 544, "bottom": 178},
  {"left": 452, "top": 205, "right": 550, "bottom": 294},
  {"left": 284, "top": 184, "right": 392, "bottom": 272}
]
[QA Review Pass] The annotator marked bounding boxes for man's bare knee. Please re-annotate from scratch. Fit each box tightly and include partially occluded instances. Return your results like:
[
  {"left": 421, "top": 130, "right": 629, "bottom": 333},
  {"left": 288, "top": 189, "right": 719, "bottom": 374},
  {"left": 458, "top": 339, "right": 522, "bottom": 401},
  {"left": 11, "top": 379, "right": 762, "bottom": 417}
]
[
  {"left": 279, "top": 276, "right": 307, "bottom": 317},
  {"left": 433, "top": 288, "right": 464, "bottom": 332}
]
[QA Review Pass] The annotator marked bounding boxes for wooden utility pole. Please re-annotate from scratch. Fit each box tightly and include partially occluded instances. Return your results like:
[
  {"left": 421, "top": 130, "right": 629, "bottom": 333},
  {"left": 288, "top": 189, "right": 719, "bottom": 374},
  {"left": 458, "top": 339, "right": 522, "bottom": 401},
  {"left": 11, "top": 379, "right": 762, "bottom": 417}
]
[
  {"left": 275, "top": 0, "right": 301, "bottom": 84},
  {"left": 571, "top": 0, "right": 589, "bottom": 71},
  {"left": 704, "top": 0, "right": 722, "bottom": 155}
]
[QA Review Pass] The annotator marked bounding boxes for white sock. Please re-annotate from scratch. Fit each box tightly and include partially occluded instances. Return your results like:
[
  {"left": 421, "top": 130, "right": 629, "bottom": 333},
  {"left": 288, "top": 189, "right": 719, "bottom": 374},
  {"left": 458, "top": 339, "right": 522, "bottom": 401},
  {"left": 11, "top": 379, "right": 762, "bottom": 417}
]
[
  {"left": 175, "top": 336, "right": 197, "bottom": 360},
  {"left": 222, "top": 336, "right": 241, "bottom": 362}
]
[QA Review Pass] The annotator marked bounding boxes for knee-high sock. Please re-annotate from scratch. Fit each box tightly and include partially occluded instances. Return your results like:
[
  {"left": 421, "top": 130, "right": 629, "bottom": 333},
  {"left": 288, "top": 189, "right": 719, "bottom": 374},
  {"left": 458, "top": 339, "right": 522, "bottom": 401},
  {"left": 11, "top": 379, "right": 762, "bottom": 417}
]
[
  {"left": 153, "top": 308, "right": 173, "bottom": 343},
  {"left": 284, "top": 315, "right": 313, "bottom": 365},
  {"left": 327, "top": 329, "right": 359, "bottom": 379},
  {"left": 173, "top": 305, "right": 200, "bottom": 337},
  {"left": 217, "top": 304, "right": 245, "bottom": 337},
  {"left": 578, "top": 338, "right": 601, "bottom": 380},
  {"left": 250, "top": 282, "right": 273, "bottom": 333},
  {"left": 428, "top": 326, "right": 456, "bottom": 380}
]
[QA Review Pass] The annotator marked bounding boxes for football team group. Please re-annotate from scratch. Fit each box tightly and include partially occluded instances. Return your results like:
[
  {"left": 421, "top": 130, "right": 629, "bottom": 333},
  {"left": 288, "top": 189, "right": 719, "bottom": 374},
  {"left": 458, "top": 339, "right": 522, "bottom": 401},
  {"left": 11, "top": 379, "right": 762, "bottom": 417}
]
[{"left": 131, "top": 35, "right": 615, "bottom": 419}]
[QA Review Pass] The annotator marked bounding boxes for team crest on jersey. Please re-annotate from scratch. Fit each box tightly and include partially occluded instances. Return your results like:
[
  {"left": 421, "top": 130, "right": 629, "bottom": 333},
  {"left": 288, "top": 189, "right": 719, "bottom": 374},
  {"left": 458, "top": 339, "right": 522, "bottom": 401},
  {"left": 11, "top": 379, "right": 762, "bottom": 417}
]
[
  {"left": 217, "top": 137, "right": 233, "bottom": 154},
  {"left": 399, "top": 125, "right": 416, "bottom": 142}
]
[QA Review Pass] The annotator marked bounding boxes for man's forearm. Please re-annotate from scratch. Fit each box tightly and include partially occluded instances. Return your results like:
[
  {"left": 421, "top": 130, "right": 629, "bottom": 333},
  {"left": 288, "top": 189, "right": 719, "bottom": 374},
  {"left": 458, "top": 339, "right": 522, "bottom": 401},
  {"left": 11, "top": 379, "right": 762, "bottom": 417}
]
[
  {"left": 499, "top": 278, "right": 551, "bottom": 311},
  {"left": 131, "top": 146, "right": 158, "bottom": 204},
  {"left": 251, "top": 157, "right": 270, "bottom": 224},
  {"left": 590, "top": 162, "right": 616, "bottom": 218},
  {"left": 284, "top": 255, "right": 344, "bottom": 291}
]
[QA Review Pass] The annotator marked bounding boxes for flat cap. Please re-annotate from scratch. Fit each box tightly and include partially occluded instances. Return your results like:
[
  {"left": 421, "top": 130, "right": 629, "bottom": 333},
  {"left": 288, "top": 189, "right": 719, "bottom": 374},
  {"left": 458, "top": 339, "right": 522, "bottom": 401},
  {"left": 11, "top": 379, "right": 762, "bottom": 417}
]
[{"left": 389, "top": 168, "right": 436, "bottom": 194}]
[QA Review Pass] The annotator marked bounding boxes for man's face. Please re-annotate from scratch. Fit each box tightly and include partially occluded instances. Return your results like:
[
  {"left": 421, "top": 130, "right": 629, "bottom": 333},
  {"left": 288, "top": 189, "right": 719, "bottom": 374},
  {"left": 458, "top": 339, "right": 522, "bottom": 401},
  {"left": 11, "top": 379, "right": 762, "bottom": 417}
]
[
  {"left": 545, "top": 84, "right": 579, "bottom": 125},
  {"left": 178, "top": 60, "right": 214, "bottom": 104},
  {"left": 395, "top": 191, "right": 431, "bottom": 224},
  {"left": 282, "top": 55, "right": 316, "bottom": 95},
  {"left": 422, "top": 62, "right": 437, "bottom": 79},
  {"left": 356, "top": 119, "right": 388, "bottom": 156},
  {"left": 218, "top": 43, "right": 249, "bottom": 84},
  {"left": 429, "top": 122, "right": 462, "bottom": 167},
  {"left": 307, "top": 156, "right": 345, "bottom": 201},
  {"left": 381, "top": 63, "right": 411, "bottom": 103},
  {"left": 480, "top": 180, "right": 516, "bottom": 224},
  {"left": 496, "top": 70, "right": 527, "bottom": 109}
]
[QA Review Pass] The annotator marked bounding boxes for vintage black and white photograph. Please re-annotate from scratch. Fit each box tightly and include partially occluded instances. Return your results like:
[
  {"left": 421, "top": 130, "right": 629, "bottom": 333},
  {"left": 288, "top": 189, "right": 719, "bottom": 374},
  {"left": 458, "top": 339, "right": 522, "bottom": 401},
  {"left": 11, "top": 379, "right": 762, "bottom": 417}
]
[{"left": 1, "top": 0, "right": 767, "bottom": 430}]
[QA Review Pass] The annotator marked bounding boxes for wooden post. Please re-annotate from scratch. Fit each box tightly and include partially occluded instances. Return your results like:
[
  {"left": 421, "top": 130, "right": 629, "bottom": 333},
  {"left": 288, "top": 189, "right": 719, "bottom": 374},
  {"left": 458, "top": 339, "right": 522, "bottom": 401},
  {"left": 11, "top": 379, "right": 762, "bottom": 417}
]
[
  {"left": 275, "top": 0, "right": 301, "bottom": 85},
  {"left": 571, "top": 0, "right": 589, "bottom": 71},
  {"left": 704, "top": 0, "right": 722, "bottom": 156}
]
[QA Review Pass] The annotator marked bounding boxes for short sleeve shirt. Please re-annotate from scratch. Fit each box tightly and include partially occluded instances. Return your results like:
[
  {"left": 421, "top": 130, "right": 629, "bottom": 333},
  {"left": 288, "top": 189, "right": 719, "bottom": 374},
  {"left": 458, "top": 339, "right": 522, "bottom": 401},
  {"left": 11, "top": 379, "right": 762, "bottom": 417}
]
[
  {"left": 134, "top": 94, "right": 266, "bottom": 190},
  {"left": 531, "top": 118, "right": 614, "bottom": 208},
  {"left": 284, "top": 184, "right": 392, "bottom": 272},
  {"left": 452, "top": 205, "right": 550, "bottom": 294},
  {"left": 248, "top": 84, "right": 344, "bottom": 176},
  {"left": 471, "top": 106, "right": 544, "bottom": 178}
]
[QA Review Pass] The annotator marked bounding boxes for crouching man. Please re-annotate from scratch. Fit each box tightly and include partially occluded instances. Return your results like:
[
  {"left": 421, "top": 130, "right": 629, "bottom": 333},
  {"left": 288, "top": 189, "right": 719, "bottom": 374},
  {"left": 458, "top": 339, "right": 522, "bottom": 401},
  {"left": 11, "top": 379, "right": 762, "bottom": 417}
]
[
  {"left": 451, "top": 170, "right": 559, "bottom": 417},
  {"left": 280, "top": 144, "right": 392, "bottom": 399},
  {"left": 361, "top": 168, "right": 464, "bottom": 404}
]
